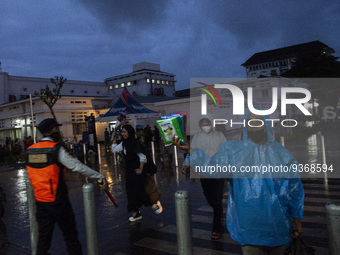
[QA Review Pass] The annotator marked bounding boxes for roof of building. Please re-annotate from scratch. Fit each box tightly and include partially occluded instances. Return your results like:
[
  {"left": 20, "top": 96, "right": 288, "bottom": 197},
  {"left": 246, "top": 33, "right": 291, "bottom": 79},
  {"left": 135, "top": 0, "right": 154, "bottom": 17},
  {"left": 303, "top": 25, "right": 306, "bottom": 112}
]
[
  {"left": 133, "top": 95, "right": 180, "bottom": 103},
  {"left": 241, "top": 41, "right": 334, "bottom": 67},
  {"left": 174, "top": 89, "right": 190, "bottom": 98},
  {"left": 104, "top": 62, "right": 176, "bottom": 82}
]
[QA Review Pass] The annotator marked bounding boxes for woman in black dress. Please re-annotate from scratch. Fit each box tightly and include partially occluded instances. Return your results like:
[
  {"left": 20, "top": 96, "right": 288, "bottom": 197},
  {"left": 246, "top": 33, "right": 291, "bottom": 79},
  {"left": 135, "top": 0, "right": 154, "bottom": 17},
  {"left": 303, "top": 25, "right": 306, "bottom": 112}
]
[{"left": 112, "top": 124, "right": 162, "bottom": 222}]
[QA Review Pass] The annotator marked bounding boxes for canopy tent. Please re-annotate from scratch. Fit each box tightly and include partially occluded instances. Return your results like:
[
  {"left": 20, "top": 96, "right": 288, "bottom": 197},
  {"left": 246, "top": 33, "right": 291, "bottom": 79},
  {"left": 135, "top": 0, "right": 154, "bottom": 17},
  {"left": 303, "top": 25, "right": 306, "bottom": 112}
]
[{"left": 96, "top": 88, "right": 160, "bottom": 127}]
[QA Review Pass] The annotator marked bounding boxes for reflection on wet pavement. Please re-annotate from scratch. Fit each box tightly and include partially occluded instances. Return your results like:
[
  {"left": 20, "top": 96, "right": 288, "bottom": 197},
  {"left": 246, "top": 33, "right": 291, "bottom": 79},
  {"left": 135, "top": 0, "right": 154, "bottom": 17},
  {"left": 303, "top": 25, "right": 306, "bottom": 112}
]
[{"left": 0, "top": 129, "right": 339, "bottom": 254}]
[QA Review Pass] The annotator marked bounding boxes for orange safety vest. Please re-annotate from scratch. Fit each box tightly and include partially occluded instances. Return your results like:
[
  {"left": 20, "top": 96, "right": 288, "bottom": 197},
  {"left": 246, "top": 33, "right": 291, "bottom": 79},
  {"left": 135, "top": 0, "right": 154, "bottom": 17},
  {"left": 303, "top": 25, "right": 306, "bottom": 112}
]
[{"left": 26, "top": 141, "right": 65, "bottom": 202}]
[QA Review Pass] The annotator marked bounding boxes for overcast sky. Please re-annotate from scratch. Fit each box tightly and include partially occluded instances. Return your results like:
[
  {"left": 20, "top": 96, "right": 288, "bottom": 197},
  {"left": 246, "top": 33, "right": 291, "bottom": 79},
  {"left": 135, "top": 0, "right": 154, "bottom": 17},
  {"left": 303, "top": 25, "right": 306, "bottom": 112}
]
[{"left": 1, "top": 0, "right": 339, "bottom": 91}]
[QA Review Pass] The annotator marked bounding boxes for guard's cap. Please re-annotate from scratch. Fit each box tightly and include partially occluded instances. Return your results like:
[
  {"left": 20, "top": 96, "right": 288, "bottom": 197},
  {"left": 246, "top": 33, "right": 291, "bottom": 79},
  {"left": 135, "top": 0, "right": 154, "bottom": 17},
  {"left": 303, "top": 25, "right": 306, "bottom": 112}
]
[{"left": 37, "top": 118, "right": 62, "bottom": 133}]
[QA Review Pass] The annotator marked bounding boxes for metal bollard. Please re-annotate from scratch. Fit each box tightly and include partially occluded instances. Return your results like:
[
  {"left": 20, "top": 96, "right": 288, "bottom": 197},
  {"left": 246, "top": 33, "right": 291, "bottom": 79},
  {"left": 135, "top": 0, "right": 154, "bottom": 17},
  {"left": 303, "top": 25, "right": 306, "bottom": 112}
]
[
  {"left": 26, "top": 178, "right": 38, "bottom": 255},
  {"left": 83, "top": 183, "right": 99, "bottom": 255},
  {"left": 320, "top": 135, "right": 327, "bottom": 165},
  {"left": 175, "top": 190, "right": 193, "bottom": 255},
  {"left": 320, "top": 134, "right": 329, "bottom": 187},
  {"left": 174, "top": 145, "right": 178, "bottom": 167},
  {"left": 325, "top": 202, "right": 340, "bottom": 255},
  {"left": 97, "top": 143, "right": 101, "bottom": 165},
  {"left": 83, "top": 143, "right": 87, "bottom": 165},
  {"left": 151, "top": 141, "right": 156, "bottom": 164},
  {"left": 113, "top": 151, "right": 117, "bottom": 166}
]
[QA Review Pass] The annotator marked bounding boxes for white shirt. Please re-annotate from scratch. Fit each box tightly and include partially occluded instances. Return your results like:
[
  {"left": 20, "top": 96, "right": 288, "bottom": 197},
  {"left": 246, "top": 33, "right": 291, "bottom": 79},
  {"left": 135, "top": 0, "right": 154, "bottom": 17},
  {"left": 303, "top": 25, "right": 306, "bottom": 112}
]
[
  {"left": 111, "top": 142, "right": 147, "bottom": 163},
  {"left": 183, "top": 130, "right": 226, "bottom": 167}
]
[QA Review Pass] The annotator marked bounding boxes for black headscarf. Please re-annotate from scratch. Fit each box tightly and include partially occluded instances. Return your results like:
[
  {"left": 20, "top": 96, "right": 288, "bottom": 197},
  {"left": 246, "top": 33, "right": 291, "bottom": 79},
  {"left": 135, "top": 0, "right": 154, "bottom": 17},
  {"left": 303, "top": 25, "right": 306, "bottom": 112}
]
[{"left": 122, "top": 125, "right": 141, "bottom": 155}]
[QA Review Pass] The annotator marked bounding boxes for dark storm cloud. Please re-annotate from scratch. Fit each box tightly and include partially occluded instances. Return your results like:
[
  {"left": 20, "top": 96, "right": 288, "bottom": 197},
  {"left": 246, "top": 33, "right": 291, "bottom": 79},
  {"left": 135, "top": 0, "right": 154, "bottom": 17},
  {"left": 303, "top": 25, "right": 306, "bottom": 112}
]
[
  {"left": 199, "top": 0, "right": 340, "bottom": 52},
  {"left": 76, "top": 0, "right": 170, "bottom": 35},
  {"left": 0, "top": 1, "right": 339, "bottom": 90}
]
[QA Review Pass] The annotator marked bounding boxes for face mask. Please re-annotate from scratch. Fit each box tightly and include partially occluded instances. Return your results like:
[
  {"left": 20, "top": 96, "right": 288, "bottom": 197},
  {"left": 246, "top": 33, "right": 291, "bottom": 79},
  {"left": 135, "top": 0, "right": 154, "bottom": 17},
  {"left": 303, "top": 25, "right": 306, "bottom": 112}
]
[
  {"left": 248, "top": 129, "right": 267, "bottom": 144},
  {"left": 50, "top": 132, "right": 61, "bottom": 142},
  {"left": 202, "top": 126, "right": 212, "bottom": 133}
]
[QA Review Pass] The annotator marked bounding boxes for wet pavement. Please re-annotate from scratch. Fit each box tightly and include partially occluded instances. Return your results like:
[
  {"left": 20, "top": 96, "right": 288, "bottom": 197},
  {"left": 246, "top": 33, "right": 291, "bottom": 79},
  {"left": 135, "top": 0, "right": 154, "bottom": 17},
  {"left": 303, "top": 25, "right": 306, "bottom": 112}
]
[{"left": 0, "top": 131, "right": 340, "bottom": 255}]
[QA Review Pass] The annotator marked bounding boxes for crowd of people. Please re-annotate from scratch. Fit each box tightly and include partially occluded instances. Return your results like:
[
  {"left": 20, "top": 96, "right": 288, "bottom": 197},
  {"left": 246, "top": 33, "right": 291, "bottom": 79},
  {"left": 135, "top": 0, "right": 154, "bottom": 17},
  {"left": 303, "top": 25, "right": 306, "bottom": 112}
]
[
  {"left": 0, "top": 136, "right": 34, "bottom": 162},
  {"left": 114, "top": 124, "right": 161, "bottom": 150},
  {"left": 4, "top": 111, "right": 305, "bottom": 255}
]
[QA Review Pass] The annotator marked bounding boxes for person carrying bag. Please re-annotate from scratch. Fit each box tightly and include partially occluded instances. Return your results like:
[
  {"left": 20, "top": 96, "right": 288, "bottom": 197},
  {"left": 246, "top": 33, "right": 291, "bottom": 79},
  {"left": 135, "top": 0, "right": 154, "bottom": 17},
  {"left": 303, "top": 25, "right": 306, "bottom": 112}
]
[{"left": 111, "top": 124, "right": 163, "bottom": 223}]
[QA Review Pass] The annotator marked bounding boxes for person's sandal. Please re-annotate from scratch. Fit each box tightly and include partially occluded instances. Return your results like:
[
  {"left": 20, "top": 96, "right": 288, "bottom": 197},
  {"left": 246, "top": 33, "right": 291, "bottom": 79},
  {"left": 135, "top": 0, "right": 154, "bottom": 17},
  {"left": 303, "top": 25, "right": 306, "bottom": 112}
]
[{"left": 211, "top": 232, "right": 222, "bottom": 240}]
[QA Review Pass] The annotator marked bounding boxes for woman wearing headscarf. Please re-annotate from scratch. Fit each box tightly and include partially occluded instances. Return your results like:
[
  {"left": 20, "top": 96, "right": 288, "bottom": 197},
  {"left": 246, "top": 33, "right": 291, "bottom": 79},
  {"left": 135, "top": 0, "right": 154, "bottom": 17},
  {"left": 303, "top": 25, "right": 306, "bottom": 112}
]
[{"left": 112, "top": 124, "right": 162, "bottom": 222}]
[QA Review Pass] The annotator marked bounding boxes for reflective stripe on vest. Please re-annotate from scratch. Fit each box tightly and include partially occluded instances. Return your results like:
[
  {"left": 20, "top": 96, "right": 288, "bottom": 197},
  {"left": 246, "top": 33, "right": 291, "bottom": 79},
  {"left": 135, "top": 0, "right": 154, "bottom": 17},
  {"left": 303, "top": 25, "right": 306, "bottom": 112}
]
[{"left": 26, "top": 141, "right": 61, "bottom": 202}]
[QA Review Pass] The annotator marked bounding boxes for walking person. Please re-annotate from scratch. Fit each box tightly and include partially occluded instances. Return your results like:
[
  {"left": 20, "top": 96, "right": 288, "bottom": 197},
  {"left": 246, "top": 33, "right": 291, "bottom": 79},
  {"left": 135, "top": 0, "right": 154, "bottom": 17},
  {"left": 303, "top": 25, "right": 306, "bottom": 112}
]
[
  {"left": 111, "top": 124, "right": 162, "bottom": 222},
  {"left": 174, "top": 112, "right": 304, "bottom": 254},
  {"left": 153, "top": 125, "right": 160, "bottom": 149},
  {"left": 182, "top": 117, "right": 226, "bottom": 240},
  {"left": 104, "top": 128, "right": 111, "bottom": 152},
  {"left": 25, "top": 118, "right": 108, "bottom": 255},
  {"left": 144, "top": 125, "right": 152, "bottom": 149}
]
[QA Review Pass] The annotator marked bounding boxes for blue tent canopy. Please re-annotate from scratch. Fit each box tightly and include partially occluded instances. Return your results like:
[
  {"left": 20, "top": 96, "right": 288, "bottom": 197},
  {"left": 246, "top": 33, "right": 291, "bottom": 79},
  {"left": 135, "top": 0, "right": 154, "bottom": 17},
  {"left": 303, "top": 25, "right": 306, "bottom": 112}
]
[{"left": 97, "top": 88, "right": 158, "bottom": 122}]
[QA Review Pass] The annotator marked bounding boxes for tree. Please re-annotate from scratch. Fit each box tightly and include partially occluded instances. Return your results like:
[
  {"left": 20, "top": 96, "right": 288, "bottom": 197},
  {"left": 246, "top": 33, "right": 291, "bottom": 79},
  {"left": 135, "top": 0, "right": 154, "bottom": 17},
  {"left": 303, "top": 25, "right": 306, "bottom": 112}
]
[{"left": 34, "top": 76, "right": 67, "bottom": 124}]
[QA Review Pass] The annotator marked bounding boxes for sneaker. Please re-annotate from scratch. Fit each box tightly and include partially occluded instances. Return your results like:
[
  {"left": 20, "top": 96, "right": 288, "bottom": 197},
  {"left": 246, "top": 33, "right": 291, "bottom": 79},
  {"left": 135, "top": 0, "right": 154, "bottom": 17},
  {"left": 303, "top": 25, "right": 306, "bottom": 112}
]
[
  {"left": 152, "top": 201, "right": 163, "bottom": 214},
  {"left": 129, "top": 211, "right": 142, "bottom": 222}
]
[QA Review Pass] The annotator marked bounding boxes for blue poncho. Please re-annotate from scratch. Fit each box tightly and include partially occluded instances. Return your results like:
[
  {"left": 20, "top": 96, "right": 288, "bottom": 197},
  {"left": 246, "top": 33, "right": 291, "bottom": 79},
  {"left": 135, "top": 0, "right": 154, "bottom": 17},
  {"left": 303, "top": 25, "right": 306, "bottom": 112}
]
[{"left": 190, "top": 112, "right": 304, "bottom": 246}]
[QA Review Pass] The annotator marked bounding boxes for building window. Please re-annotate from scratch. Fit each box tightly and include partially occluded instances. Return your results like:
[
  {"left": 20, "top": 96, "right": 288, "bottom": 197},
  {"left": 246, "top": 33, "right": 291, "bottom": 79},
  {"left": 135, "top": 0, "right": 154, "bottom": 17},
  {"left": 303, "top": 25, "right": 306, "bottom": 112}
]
[
  {"left": 127, "top": 82, "right": 131, "bottom": 86},
  {"left": 73, "top": 123, "right": 86, "bottom": 135},
  {"left": 280, "top": 60, "right": 287, "bottom": 66},
  {"left": 121, "top": 83, "right": 125, "bottom": 87},
  {"left": 71, "top": 90, "right": 74, "bottom": 93},
  {"left": 109, "top": 86, "right": 113, "bottom": 90},
  {"left": 162, "top": 80, "right": 165, "bottom": 84},
  {"left": 23, "top": 88, "right": 27, "bottom": 91},
  {"left": 84, "top": 91, "right": 88, "bottom": 94},
  {"left": 115, "top": 84, "right": 119, "bottom": 89},
  {"left": 146, "top": 79, "right": 150, "bottom": 83},
  {"left": 152, "top": 79, "right": 155, "bottom": 84},
  {"left": 166, "top": 81, "right": 169, "bottom": 85},
  {"left": 270, "top": 70, "right": 278, "bottom": 76}
]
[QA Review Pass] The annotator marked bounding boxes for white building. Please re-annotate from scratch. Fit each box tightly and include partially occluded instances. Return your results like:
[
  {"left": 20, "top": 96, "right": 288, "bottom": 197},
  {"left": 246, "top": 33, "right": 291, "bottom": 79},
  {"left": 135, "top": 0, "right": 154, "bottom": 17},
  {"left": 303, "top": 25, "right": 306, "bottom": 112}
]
[
  {"left": 0, "top": 72, "right": 110, "bottom": 145},
  {"left": 241, "top": 41, "right": 334, "bottom": 78},
  {"left": 0, "top": 45, "right": 323, "bottom": 147},
  {"left": 0, "top": 62, "right": 176, "bottom": 146},
  {"left": 0, "top": 72, "right": 107, "bottom": 105},
  {"left": 105, "top": 62, "right": 176, "bottom": 98},
  {"left": 0, "top": 96, "right": 110, "bottom": 143}
]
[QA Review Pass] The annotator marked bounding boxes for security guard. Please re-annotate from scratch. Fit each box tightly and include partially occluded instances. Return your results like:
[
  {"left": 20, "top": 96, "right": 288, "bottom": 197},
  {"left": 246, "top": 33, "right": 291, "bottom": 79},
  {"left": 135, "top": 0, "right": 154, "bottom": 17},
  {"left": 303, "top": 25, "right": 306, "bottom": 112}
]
[{"left": 26, "top": 118, "right": 108, "bottom": 255}]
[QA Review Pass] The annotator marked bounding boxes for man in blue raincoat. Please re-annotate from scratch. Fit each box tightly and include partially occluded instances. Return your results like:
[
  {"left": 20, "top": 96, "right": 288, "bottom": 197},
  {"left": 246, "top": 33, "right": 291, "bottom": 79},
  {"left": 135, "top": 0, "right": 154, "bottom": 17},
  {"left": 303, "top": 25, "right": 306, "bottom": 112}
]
[{"left": 173, "top": 112, "right": 304, "bottom": 255}]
